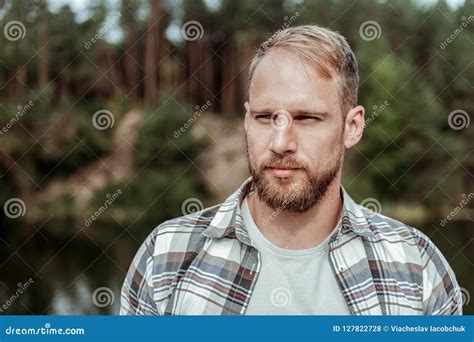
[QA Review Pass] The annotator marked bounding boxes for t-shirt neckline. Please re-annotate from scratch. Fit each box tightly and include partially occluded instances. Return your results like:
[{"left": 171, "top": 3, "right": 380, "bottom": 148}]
[{"left": 240, "top": 196, "right": 342, "bottom": 257}]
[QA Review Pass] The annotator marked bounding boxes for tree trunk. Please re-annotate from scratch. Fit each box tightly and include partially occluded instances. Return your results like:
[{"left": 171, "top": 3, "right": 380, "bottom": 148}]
[
  {"left": 220, "top": 39, "right": 237, "bottom": 114},
  {"left": 144, "top": 0, "right": 161, "bottom": 107},
  {"left": 38, "top": 12, "right": 49, "bottom": 90},
  {"left": 124, "top": 36, "right": 141, "bottom": 103}
]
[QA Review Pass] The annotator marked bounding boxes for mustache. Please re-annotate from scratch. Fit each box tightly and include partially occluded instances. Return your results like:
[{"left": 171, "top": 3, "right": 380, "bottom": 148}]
[{"left": 261, "top": 157, "right": 306, "bottom": 170}]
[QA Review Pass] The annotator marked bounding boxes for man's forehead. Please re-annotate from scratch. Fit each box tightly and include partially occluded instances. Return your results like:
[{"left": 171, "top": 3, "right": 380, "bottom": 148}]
[
  {"left": 250, "top": 54, "right": 337, "bottom": 101},
  {"left": 252, "top": 52, "right": 322, "bottom": 87},
  {"left": 249, "top": 85, "right": 338, "bottom": 114}
]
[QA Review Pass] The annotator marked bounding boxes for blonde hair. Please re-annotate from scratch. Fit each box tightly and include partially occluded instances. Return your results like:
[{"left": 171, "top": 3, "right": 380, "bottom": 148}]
[{"left": 248, "top": 25, "right": 359, "bottom": 115}]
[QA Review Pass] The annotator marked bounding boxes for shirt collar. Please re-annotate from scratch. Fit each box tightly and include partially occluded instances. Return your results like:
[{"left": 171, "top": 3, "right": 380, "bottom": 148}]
[{"left": 202, "top": 177, "right": 375, "bottom": 244}]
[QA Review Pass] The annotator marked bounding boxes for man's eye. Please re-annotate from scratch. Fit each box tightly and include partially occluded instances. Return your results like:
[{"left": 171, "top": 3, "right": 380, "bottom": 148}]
[
  {"left": 255, "top": 114, "right": 272, "bottom": 121},
  {"left": 295, "top": 115, "right": 321, "bottom": 121}
]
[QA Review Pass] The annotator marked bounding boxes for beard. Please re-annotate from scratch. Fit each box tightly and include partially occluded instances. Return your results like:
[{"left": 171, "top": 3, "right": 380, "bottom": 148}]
[{"left": 247, "top": 143, "right": 343, "bottom": 213}]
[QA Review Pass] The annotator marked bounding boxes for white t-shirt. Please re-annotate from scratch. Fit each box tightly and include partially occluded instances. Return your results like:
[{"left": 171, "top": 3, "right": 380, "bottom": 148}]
[{"left": 241, "top": 197, "right": 351, "bottom": 315}]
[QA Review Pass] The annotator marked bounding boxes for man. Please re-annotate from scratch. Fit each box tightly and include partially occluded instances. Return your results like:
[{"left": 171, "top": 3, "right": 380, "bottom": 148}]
[{"left": 120, "top": 25, "right": 462, "bottom": 315}]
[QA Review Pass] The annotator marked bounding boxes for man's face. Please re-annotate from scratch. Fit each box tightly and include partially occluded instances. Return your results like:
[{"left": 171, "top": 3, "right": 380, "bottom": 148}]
[{"left": 245, "top": 48, "right": 345, "bottom": 212}]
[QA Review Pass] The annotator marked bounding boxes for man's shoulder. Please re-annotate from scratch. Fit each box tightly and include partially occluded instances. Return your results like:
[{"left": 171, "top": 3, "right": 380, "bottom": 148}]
[
  {"left": 358, "top": 206, "right": 461, "bottom": 315},
  {"left": 147, "top": 203, "right": 221, "bottom": 246},
  {"left": 364, "top": 207, "right": 436, "bottom": 255}
]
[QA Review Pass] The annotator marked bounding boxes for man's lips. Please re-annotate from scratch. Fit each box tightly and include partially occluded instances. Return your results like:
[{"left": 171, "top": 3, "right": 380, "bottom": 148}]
[{"left": 266, "top": 167, "right": 301, "bottom": 178}]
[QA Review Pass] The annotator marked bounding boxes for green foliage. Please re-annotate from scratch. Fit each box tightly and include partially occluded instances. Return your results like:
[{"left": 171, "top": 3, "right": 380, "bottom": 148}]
[
  {"left": 134, "top": 96, "right": 203, "bottom": 167},
  {"left": 90, "top": 95, "right": 207, "bottom": 234},
  {"left": 0, "top": 0, "right": 470, "bottom": 209}
]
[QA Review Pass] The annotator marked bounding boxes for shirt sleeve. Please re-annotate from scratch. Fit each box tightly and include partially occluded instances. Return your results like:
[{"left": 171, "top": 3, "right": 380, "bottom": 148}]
[
  {"left": 120, "top": 231, "right": 161, "bottom": 315},
  {"left": 417, "top": 230, "right": 463, "bottom": 315}
]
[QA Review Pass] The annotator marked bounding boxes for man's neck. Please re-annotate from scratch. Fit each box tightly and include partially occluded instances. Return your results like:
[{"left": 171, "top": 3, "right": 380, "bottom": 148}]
[{"left": 247, "top": 179, "right": 343, "bottom": 250}]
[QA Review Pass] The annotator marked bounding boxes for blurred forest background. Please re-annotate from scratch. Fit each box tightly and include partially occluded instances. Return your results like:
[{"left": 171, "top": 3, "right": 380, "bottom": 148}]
[{"left": 0, "top": 0, "right": 472, "bottom": 314}]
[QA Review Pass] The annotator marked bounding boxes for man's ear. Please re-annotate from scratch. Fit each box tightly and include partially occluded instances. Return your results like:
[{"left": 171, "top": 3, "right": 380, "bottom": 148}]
[
  {"left": 244, "top": 101, "right": 250, "bottom": 132},
  {"left": 343, "top": 105, "right": 365, "bottom": 149}
]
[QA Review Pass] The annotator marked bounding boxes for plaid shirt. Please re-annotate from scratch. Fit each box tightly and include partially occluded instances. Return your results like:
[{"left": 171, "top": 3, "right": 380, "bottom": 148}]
[{"left": 120, "top": 177, "right": 462, "bottom": 315}]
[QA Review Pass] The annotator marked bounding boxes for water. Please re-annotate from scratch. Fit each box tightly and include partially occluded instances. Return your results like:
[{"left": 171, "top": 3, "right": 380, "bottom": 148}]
[{"left": 0, "top": 220, "right": 472, "bottom": 315}]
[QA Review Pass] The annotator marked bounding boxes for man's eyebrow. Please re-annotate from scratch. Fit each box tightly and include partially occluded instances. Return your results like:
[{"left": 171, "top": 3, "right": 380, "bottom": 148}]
[
  {"left": 292, "top": 110, "right": 330, "bottom": 117},
  {"left": 250, "top": 108, "right": 329, "bottom": 117}
]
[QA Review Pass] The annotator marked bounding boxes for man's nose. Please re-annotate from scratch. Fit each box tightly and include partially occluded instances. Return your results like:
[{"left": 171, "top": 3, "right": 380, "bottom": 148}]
[{"left": 269, "top": 111, "right": 297, "bottom": 155}]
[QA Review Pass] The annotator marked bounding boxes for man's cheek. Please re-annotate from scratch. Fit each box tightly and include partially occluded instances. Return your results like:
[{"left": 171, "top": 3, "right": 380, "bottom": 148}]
[{"left": 248, "top": 139, "right": 264, "bottom": 160}]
